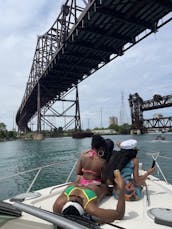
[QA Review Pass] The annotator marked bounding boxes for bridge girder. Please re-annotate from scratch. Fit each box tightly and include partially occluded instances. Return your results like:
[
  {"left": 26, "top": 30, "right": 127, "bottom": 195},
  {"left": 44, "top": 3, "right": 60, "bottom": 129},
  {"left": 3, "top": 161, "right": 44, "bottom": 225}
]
[
  {"left": 16, "top": 0, "right": 172, "bottom": 131},
  {"left": 144, "top": 116, "right": 172, "bottom": 129}
]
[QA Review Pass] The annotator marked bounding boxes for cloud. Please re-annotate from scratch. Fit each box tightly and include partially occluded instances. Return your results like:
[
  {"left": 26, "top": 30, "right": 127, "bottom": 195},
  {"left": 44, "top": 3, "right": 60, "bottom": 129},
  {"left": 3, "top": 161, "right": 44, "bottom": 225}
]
[
  {"left": 0, "top": 1, "right": 172, "bottom": 130},
  {"left": 78, "top": 23, "right": 172, "bottom": 127}
]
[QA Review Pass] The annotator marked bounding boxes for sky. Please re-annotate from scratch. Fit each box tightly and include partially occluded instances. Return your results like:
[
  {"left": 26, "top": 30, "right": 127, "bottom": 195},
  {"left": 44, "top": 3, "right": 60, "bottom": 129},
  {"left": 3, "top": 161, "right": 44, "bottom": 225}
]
[{"left": 0, "top": 1, "right": 172, "bottom": 130}]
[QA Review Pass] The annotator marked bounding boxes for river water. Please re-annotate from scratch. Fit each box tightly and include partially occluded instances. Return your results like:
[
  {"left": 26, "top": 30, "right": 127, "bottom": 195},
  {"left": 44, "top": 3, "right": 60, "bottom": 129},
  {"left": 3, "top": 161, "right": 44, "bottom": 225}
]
[{"left": 0, "top": 134, "right": 172, "bottom": 200}]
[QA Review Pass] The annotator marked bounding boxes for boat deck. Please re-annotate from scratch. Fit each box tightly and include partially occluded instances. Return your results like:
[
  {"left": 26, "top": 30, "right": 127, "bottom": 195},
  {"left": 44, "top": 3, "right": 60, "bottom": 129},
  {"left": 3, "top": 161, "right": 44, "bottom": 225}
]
[{"left": 1, "top": 174, "right": 172, "bottom": 229}]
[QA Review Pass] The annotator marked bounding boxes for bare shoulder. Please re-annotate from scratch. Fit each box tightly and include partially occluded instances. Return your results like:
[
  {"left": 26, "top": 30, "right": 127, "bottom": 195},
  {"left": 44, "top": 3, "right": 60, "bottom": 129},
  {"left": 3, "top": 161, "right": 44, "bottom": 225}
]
[{"left": 80, "top": 149, "right": 90, "bottom": 157}]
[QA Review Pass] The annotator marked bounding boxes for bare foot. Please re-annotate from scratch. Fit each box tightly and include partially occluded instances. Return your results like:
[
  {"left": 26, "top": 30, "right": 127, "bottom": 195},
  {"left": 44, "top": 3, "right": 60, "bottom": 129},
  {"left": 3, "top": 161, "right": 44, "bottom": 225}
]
[{"left": 113, "top": 170, "right": 125, "bottom": 190}]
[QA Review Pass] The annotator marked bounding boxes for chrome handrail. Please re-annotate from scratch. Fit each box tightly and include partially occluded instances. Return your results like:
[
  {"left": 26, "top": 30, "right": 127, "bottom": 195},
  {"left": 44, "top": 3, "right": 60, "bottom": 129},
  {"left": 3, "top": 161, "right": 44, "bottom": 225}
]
[
  {"left": 14, "top": 201, "right": 89, "bottom": 229},
  {"left": 145, "top": 152, "right": 169, "bottom": 184},
  {"left": 0, "top": 161, "right": 76, "bottom": 194},
  {"left": 26, "top": 169, "right": 41, "bottom": 193},
  {"left": 65, "top": 160, "right": 78, "bottom": 183},
  {"left": 0, "top": 161, "right": 64, "bottom": 181},
  {"left": 49, "top": 160, "right": 78, "bottom": 193}
]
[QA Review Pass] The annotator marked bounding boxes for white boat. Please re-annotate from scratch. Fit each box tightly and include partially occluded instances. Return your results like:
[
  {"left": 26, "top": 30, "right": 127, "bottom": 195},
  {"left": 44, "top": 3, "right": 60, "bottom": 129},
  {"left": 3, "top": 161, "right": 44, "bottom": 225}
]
[{"left": 0, "top": 153, "right": 172, "bottom": 229}]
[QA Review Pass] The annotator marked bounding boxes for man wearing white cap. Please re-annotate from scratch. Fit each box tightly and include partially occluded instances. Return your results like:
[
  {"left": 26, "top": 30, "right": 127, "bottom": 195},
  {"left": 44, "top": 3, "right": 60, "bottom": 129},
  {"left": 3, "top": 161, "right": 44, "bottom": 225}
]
[{"left": 53, "top": 170, "right": 125, "bottom": 223}]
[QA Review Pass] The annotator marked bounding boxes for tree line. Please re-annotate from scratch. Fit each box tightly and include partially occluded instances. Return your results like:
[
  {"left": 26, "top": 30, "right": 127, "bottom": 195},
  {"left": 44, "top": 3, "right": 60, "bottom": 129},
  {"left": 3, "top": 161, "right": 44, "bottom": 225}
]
[{"left": 0, "top": 122, "right": 17, "bottom": 140}]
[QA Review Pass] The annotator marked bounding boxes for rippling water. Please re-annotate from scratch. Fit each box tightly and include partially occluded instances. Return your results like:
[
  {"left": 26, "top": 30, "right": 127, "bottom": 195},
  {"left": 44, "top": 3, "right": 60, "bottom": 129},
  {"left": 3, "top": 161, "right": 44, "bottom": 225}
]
[{"left": 0, "top": 134, "right": 172, "bottom": 200}]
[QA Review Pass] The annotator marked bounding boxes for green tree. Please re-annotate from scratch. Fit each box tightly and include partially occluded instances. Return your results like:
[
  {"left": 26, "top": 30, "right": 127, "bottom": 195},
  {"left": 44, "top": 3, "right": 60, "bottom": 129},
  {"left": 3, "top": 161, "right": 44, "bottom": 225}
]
[
  {"left": 0, "top": 122, "right": 6, "bottom": 131},
  {"left": 118, "top": 123, "right": 131, "bottom": 134},
  {"left": 6, "top": 131, "right": 17, "bottom": 139},
  {"left": 108, "top": 123, "right": 120, "bottom": 132}
]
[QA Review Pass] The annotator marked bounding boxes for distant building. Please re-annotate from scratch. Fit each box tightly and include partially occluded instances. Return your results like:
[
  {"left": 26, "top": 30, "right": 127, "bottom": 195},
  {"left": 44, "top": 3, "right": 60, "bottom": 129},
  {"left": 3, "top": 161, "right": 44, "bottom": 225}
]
[{"left": 109, "top": 116, "right": 118, "bottom": 126}]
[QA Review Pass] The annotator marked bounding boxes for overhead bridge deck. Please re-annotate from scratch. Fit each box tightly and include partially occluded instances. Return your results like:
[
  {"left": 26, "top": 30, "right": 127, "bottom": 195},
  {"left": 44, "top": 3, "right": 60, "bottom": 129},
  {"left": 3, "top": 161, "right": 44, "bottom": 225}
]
[{"left": 16, "top": 0, "right": 172, "bottom": 131}]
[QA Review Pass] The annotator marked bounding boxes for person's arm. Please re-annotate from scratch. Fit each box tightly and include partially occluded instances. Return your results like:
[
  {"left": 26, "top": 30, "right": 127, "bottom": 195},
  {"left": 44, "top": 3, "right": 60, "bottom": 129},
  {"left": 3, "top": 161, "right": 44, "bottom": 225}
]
[
  {"left": 75, "top": 151, "right": 88, "bottom": 182},
  {"left": 76, "top": 149, "right": 90, "bottom": 176},
  {"left": 133, "top": 158, "right": 140, "bottom": 184},
  {"left": 133, "top": 158, "right": 155, "bottom": 186},
  {"left": 86, "top": 203, "right": 124, "bottom": 223},
  {"left": 75, "top": 155, "right": 83, "bottom": 177},
  {"left": 86, "top": 170, "right": 125, "bottom": 223}
]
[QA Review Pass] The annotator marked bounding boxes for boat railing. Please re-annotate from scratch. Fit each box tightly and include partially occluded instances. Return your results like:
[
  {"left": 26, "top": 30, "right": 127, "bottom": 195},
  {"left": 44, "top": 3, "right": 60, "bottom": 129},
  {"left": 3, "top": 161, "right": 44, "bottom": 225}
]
[
  {"left": 145, "top": 152, "right": 171, "bottom": 185},
  {"left": 49, "top": 160, "right": 78, "bottom": 194},
  {"left": 0, "top": 161, "right": 77, "bottom": 194},
  {"left": 1, "top": 152, "right": 171, "bottom": 199},
  {"left": 13, "top": 201, "right": 91, "bottom": 229}
]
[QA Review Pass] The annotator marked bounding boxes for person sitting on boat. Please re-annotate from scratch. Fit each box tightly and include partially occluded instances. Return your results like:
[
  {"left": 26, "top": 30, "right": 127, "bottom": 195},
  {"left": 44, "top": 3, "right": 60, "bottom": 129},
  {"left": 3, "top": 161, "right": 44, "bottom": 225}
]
[
  {"left": 53, "top": 170, "right": 125, "bottom": 223},
  {"left": 75, "top": 134, "right": 109, "bottom": 186},
  {"left": 103, "top": 139, "right": 155, "bottom": 201}
]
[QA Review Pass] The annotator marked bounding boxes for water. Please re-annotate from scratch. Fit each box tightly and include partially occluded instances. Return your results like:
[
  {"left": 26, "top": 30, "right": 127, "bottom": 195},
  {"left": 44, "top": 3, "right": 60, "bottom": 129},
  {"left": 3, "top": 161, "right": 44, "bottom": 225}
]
[{"left": 0, "top": 134, "right": 172, "bottom": 200}]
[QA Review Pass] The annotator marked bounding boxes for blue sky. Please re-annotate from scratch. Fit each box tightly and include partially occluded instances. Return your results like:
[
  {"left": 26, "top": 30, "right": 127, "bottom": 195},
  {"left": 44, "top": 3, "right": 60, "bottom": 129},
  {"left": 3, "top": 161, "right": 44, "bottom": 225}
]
[{"left": 0, "top": 1, "right": 172, "bottom": 130}]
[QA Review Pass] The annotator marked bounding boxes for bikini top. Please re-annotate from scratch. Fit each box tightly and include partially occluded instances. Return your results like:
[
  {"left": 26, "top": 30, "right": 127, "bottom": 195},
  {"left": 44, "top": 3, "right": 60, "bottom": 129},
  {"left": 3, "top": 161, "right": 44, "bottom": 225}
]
[{"left": 64, "top": 185, "right": 97, "bottom": 209}]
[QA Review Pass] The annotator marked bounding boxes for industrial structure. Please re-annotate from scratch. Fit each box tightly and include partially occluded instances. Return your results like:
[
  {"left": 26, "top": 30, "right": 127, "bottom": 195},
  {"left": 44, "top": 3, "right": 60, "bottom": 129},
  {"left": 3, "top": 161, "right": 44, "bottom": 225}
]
[
  {"left": 129, "top": 93, "right": 172, "bottom": 134},
  {"left": 16, "top": 0, "right": 172, "bottom": 133}
]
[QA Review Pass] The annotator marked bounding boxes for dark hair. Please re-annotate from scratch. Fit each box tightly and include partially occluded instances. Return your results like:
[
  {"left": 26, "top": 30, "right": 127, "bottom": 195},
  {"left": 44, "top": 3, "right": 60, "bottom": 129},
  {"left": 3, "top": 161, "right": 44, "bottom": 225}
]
[
  {"left": 104, "top": 148, "right": 138, "bottom": 184},
  {"left": 91, "top": 134, "right": 106, "bottom": 151},
  {"left": 62, "top": 206, "right": 81, "bottom": 216},
  {"left": 106, "top": 139, "right": 114, "bottom": 152},
  {"left": 105, "top": 139, "right": 114, "bottom": 162}
]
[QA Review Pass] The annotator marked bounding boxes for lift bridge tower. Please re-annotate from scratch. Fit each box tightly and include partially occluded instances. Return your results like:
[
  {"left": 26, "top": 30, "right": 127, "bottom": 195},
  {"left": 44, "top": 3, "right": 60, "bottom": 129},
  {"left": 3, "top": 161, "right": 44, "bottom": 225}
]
[{"left": 129, "top": 93, "right": 172, "bottom": 134}]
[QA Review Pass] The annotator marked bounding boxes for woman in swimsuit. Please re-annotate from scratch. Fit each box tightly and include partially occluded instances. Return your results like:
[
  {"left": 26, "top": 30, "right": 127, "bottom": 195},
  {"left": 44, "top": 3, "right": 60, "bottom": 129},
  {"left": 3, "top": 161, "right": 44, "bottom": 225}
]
[
  {"left": 76, "top": 135, "right": 108, "bottom": 186},
  {"left": 53, "top": 170, "right": 125, "bottom": 223}
]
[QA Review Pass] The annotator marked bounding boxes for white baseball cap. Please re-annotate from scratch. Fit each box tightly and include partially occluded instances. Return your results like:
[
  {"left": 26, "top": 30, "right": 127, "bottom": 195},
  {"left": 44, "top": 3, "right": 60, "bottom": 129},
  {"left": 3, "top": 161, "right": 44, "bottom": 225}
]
[
  {"left": 120, "top": 139, "right": 137, "bottom": 149},
  {"left": 62, "top": 201, "right": 84, "bottom": 216}
]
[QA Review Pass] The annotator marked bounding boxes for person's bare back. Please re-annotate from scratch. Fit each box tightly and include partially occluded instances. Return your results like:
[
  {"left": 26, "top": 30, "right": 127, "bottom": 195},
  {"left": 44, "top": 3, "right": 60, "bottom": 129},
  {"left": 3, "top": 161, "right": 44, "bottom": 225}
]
[{"left": 76, "top": 135, "right": 107, "bottom": 185}]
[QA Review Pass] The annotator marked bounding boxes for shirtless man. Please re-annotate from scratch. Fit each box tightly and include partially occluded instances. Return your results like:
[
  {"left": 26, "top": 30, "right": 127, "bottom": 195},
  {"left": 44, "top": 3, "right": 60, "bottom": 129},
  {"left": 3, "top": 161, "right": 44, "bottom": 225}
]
[{"left": 53, "top": 170, "right": 125, "bottom": 223}]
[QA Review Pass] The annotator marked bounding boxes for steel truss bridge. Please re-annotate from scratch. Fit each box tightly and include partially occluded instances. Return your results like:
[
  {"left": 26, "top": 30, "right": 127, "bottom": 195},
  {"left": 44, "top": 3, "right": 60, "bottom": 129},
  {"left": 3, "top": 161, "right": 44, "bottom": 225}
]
[
  {"left": 16, "top": 0, "right": 172, "bottom": 132},
  {"left": 129, "top": 93, "right": 172, "bottom": 134}
]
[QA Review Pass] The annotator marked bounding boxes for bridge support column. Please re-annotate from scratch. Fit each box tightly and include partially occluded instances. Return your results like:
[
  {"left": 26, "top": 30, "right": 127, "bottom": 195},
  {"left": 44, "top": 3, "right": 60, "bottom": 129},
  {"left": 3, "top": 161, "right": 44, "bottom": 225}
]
[
  {"left": 33, "top": 85, "right": 82, "bottom": 132},
  {"left": 129, "top": 93, "right": 144, "bottom": 134},
  {"left": 75, "top": 85, "right": 81, "bottom": 131},
  {"left": 37, "top": 82, "right": 41, "bottom": 133}
]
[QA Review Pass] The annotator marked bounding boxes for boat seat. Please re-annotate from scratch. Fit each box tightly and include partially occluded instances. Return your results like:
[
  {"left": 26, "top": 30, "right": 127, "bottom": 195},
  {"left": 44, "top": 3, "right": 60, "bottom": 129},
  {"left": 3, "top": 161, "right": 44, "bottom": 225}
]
[{"left": 147, "top": 208, "right": 172, "bottom": 227}]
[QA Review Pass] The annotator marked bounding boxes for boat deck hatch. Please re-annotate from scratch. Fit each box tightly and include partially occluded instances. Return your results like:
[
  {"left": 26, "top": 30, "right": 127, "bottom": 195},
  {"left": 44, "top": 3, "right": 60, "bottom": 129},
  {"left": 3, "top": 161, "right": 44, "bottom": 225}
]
[{"left": 147, "top": 208, "right": 172, "bottom": 227}]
